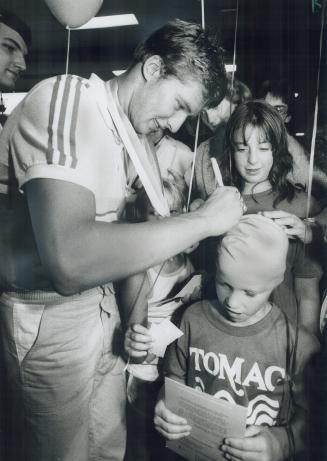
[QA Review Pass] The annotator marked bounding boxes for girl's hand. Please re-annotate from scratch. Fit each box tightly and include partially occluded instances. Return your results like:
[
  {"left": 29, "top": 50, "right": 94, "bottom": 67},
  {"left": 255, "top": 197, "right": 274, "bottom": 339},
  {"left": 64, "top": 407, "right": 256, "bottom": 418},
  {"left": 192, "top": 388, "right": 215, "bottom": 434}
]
[
  {"left": 259, "top": 210, "right": 312, "bottom": 243},
  {"left": 124, "top": 323, "right": 153, "bottom": 358},
  {"left": 220, "top": 425, "right": 285, "bottom": 461},
  {"left": 154, "top": 398, "right": 192, "bottom": 440}
]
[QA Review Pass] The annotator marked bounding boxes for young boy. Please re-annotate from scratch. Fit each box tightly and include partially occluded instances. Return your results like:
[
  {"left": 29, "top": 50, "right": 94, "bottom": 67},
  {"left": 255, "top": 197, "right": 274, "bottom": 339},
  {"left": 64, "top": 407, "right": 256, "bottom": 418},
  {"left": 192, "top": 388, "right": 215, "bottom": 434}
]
[{"left": 153, "top": 214, "right": 320, "bottom": 461}]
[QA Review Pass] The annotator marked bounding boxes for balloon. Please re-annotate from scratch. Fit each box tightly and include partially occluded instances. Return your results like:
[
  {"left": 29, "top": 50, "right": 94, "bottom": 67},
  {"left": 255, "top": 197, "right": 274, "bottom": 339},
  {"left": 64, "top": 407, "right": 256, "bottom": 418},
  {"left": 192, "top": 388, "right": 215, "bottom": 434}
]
[{"left": 45, "top": 0, "right": 103, "bottom": 28}]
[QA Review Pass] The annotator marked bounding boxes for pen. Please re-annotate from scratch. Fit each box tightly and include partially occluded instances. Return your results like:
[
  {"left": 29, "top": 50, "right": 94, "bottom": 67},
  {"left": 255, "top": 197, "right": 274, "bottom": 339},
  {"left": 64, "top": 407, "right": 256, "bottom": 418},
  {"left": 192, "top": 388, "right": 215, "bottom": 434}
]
[{"left": 211, "top": 157, "right": 224, "bottom": 187}]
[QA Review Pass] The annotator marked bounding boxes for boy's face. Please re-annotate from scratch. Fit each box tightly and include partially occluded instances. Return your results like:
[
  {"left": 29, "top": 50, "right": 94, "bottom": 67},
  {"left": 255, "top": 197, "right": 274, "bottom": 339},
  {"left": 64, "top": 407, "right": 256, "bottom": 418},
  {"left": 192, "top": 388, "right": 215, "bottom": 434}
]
[
  {"left": 201, "top": 97, "right": 236, "bottom": 131},
  {"left": 0, "top": 23, "right": 27, "bottom": 90},
  {"left": 264, "top": 92, "right": 290, "bottom": 124},
  {"left": 215, "top": 266, "right": 275, "bottom": 326}
]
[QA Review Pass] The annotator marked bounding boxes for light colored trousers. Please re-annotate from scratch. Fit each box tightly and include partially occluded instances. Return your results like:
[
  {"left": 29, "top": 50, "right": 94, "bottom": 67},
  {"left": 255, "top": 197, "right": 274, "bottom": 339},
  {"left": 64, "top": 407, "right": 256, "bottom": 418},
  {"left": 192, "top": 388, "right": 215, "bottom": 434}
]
[{"left": 0, "top": 285, "right": 126, "bottom": 461}]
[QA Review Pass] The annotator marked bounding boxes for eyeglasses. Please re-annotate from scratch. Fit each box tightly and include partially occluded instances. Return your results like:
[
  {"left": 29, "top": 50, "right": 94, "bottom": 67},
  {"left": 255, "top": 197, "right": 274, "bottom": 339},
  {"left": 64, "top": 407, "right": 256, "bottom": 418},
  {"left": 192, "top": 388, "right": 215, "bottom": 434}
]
[{"left": 273, "top": 105, "right": 288, "bottom": 119}]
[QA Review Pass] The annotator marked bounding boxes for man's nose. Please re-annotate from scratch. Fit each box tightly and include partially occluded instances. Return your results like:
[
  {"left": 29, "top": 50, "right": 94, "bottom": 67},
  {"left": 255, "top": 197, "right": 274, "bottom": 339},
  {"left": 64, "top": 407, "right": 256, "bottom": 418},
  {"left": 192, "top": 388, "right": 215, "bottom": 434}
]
[{"left": 167, "top": 111, "right": 187, "bottom": 133}]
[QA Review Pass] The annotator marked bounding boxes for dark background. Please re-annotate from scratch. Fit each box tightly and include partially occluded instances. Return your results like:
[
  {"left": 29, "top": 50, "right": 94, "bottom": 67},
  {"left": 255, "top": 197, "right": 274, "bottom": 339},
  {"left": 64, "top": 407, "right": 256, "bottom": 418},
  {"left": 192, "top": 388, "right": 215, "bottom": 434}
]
[{"left": 2, "top": 0, "right": 326, "bottom": 147}]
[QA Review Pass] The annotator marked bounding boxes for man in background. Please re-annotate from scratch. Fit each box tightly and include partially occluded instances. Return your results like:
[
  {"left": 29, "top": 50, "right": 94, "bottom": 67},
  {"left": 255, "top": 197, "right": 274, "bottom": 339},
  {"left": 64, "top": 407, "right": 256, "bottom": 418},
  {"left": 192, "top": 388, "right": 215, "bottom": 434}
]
[
  {"left": 0, "top": 10, "right": 31, "bottom": 458},
  {"left": 0, "top": 9, "right": 31, "bottom": 129},
  {"left": 259, "top": 79, "right": 319, "bottom": 187}
]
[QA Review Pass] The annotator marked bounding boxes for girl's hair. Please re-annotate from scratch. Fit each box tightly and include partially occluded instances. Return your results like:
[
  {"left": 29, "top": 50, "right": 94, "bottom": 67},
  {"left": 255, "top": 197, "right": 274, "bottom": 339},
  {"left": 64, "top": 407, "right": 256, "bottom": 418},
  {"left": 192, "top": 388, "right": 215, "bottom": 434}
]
[
  {"left": 125, "top": 176, "right": 187, "bottom": 223},
  {"left": 221, "top": 100, "right": 297, "bottom": 206}
]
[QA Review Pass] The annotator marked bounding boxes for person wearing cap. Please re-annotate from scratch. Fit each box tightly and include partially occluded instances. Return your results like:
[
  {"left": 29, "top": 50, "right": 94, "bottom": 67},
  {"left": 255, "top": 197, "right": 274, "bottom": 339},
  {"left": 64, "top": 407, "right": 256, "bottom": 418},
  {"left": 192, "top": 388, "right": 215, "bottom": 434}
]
[
  {"left": 0, "top": 19, "right": 244, "bottom": 461},
  {"left": 154, "top": 214, "right": 320, "bottom": 461},
  {"left": 0, "top": 9, "right": 30, "bottom": 129}
]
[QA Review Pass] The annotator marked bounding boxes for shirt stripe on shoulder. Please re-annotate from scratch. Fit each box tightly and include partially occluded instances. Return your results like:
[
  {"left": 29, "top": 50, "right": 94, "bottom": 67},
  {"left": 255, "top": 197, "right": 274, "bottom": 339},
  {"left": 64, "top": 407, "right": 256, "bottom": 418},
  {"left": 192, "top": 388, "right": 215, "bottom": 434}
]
[
  {"left": 69, "top": 77, "right": 83, "bottom": 168},
  {"left": 46, "top": 75, "right": 61, "bottom": 164},
  {"left": 47, "top": 75, "right": 84, "bottom": 168}
]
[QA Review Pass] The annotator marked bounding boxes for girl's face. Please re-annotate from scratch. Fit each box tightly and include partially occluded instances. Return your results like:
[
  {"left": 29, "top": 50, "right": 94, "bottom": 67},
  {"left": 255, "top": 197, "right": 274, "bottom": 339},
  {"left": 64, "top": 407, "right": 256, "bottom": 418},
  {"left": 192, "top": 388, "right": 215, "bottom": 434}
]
[{"left": 233, "top": 125, "right": 273, "bottom": 190}]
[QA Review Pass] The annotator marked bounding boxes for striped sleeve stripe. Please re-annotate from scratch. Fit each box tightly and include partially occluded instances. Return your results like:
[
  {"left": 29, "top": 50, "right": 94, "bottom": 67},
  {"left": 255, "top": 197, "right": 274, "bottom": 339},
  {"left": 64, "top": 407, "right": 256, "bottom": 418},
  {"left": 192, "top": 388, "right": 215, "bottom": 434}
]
[
  {"left": 57, "top": 75, "right": 73, "bottom": 165},
  {"left": 46, "top": 75, "right": 61, "bottom": 164},
  {"left": 69, "top": 78, "right": 83, "bottom": 168},
  {"left": 46, "top": 75, "right": 83, "bottom": 168}
]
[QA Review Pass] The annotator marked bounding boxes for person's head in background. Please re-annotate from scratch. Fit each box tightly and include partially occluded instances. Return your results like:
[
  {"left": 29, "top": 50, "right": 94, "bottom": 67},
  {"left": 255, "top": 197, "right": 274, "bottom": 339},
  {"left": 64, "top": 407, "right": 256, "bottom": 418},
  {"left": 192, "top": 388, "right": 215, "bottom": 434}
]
[
  {"left": 258, "top": 79, "right": 294, "bottom": 126},
  {"left": 223, "top": 100, "right": 295, "bottom": 205},
  {"left": 201, "top": 75, "right": 252, "bottom": 132},
  {"left": 148, "top": 127, "right": 165, "bottom": 146},
  {"left": 127, "top": 19, "right": 226, "bottom": 136},
  {"left": 0, "top": 9, "right": 31, "bottom": 90},
  {"left": 215, "top": 214, "right": 288, "bottom": 326},
  {"left": 125, "top": 173, "right": 187, "bottom": 223}
]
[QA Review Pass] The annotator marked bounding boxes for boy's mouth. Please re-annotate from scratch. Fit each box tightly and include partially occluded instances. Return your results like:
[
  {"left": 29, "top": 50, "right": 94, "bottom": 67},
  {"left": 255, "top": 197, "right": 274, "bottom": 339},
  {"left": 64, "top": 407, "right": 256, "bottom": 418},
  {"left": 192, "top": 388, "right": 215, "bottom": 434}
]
[{"left": 225, "top": 305, "right": 242, "bottom": 317}]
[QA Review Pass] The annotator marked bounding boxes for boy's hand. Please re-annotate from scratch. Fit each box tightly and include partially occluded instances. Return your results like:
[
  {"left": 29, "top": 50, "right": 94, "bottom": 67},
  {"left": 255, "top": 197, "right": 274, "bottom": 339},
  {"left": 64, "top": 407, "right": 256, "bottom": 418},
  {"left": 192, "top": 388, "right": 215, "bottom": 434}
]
[
  {"left": 124, "top": 323, "right": 153, "bottom": 358},
  {"left": 154, "top": 399, "right": 192, "bottom": 440},
  {"left": 220, "top": 425, "right": 285, "bottom": 461}
]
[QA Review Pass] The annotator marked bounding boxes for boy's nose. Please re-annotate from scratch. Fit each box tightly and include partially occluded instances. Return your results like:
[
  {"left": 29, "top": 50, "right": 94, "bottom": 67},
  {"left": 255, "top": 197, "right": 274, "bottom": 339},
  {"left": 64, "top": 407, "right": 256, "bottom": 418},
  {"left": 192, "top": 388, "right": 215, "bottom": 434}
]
[
  {"left": 13, "top": 51, "right": 26, "bottom": 72},
  {"left": 225, "top": 291, "right": 241, "bottom": 309}
]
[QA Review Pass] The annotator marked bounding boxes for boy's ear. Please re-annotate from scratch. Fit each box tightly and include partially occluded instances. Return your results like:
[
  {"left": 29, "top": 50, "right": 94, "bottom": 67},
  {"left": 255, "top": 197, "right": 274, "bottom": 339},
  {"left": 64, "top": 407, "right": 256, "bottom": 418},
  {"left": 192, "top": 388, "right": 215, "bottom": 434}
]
[{"left": 142, "top": 55, "right": 163, "bottom": 82}]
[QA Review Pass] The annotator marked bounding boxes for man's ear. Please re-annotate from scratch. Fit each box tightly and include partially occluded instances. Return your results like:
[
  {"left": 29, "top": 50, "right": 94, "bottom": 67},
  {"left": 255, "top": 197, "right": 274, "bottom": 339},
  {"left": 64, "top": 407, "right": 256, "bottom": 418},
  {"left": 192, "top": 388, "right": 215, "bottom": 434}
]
[
  {"left": 285, "top": 114, "right": 292, "bottom": 124},
  {"left": 142, "top": 55, "right": 163, "bottom": 82}
]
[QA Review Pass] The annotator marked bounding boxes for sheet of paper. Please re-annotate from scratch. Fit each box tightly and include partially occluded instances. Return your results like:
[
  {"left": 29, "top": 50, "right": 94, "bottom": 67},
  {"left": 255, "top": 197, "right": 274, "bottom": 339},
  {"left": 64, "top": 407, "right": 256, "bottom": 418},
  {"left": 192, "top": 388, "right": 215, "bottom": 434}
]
[
  {"left": 165, "top": 377, "right": 247, "bottom": 461},
  {"left": 149, "top": 319, "right": 183, "bottom": 357}
]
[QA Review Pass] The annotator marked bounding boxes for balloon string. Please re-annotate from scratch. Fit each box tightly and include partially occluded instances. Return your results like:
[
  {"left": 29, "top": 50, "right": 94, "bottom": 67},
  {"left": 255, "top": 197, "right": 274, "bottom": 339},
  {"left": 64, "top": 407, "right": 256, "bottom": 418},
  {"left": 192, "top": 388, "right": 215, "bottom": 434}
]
[
  {"left": 65, "top": 27, "right": 71, "bottom": 75},
  {"left": 201, "top": 0, "right": 205, "bottom": 29},
  {"left": 230, "top": 0, "right": 239, "bottom": 116},
  {"left": 186, "top": 0, "right": 205, "bottom": 211},
  {"left": 187, "top": 115, "right": 200, "bottom": 211},
  {"left": 306, "top": 0, "right": 325, "bottom": 219}
]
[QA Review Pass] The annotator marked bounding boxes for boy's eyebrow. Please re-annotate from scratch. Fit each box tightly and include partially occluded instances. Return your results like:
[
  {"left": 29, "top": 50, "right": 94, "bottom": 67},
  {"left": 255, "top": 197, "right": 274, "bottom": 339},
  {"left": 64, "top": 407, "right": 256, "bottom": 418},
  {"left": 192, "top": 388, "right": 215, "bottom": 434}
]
[{"left": 2, "top": 37, "right": 27, "bottom": 55}]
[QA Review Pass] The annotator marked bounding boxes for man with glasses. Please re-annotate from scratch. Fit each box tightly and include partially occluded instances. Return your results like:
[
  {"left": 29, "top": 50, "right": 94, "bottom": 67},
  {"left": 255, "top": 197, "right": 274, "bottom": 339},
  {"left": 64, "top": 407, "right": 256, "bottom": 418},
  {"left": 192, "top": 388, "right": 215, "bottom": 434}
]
[{"left": 259, "top": 79, "right": 313, "bottom": 187}]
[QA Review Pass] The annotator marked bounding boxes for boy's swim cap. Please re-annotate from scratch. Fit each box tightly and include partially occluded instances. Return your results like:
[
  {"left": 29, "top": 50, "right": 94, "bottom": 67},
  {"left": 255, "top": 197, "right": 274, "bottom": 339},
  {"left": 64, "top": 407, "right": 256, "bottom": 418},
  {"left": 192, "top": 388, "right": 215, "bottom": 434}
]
[{"left": 217, "top": 214, "right": 289, "bottom": 288}]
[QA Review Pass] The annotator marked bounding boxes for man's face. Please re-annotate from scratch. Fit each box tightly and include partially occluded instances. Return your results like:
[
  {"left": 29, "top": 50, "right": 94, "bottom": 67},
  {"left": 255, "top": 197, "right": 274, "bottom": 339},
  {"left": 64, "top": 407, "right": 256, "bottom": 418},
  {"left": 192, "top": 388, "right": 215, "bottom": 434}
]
[
  {"left": 201, "top": 97, "right": 236, "bottom": 131},
  {"left": 264, "top": 92, "right": 289, "bottom": 123},
  {"left": 129, "top": 67, "right": 205, "bottom": 135},
  {"left": 0, "top": 23, "right": 27, "bottom": 90}
]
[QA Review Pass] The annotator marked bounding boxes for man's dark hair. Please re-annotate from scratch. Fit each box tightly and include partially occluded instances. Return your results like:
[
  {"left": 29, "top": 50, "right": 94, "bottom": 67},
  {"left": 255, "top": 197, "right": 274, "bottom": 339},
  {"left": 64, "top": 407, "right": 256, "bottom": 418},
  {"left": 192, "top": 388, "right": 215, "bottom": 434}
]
[
  {"left": 0, "top": 9, "right": 32, "bottom": 48},
  {"left": 133, "top": 19, "right": 226, "bottom": 108}
]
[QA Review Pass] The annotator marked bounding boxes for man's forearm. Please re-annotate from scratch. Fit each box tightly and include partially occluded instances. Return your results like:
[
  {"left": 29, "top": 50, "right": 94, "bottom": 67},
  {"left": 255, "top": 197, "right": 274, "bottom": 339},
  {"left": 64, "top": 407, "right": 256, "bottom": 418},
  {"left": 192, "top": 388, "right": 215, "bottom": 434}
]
[
  {"left": 26, "top": 179, "right": 242, "bottom": 295},
  {"left": 40, "top": 212, "right": 209, "bottom": 295}
]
